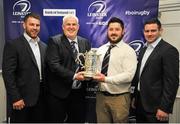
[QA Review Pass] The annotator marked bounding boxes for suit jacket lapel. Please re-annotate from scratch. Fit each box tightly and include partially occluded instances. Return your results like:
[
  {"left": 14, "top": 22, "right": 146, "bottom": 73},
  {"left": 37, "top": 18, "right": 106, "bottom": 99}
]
[
  {"left": 38, "top": 41, "right": 45, "bottom": 70},
  {"left": 21, "top": 36, "right": 39, "bottom": 68},
  {"left": 77, "top": 37, "right": 83, "bottom": 53},
  {"left": 141, "top": 40, "right": 163, "bottom": 75},
  {"left": 61, "top": 35, "right": 76, "bottom": 60},
  {"left": 137, "top": 46, "right": 147, "bottom": 78}
]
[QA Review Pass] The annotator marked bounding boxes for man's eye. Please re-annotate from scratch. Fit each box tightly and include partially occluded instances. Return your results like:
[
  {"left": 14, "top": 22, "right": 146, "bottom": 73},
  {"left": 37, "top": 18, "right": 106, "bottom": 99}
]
[{"left": 145, "top": 30, "right": 157, "bottom": 33}]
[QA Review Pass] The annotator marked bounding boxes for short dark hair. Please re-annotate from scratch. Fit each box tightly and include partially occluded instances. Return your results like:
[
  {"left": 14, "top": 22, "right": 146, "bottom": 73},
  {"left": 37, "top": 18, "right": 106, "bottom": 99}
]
[
  {"left": 23, "top": 12, "right": 40, "bottom": 22},
  {"left": 144, "top": 18, "right": 161, "bottom": 30},
  {"left": 108, "top": 17, "right": 124, "bottom": 29}
]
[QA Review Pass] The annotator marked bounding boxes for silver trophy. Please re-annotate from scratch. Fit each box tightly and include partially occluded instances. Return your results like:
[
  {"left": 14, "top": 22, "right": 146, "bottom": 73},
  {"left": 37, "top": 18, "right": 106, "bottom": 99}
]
[{"left": 77, "top": 49, "right": 100, "bottom": 79}]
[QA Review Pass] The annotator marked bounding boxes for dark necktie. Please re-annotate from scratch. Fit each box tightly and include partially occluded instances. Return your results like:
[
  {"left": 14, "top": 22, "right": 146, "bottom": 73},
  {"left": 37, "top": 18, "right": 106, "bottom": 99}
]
[
  {"left": 101, "top": 45, "right": 115, "bottom": 76},
  {"left": 70, "top": 41, "right": 78, "bottom": 59},
  {"left": 70, "top": 41, "right": 81, "bottom": 89}
]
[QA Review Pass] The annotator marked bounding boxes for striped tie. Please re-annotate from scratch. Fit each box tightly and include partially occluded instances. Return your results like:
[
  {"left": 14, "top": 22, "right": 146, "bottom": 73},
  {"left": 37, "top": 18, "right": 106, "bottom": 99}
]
[
  {"left": 101, "top": 45, "right": 115, "bottom": 76},
  {"left": 70, "top": 41, "right": 81, "bottom": 89},
  {"left": 70, "top": 41, "right": 78, "bottom": 59}
]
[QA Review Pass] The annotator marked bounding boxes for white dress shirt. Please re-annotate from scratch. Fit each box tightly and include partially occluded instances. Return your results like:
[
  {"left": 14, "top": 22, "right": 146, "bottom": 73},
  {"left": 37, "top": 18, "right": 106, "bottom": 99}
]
[
  {"left": 24, "top": 32, "right": 42, "bottom": 80},
  {"left": 68, "top": 37, "right": 79, "bottom": 52},
  {"left": 97, "top": 40, "right": 137, "bottom": 94}
]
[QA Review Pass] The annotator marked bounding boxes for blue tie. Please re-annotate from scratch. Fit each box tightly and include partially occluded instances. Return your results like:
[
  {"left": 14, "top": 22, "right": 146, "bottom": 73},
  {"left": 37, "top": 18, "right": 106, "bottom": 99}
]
[{"left": 101, "top": 45, "right": 115, "bottom": 76}]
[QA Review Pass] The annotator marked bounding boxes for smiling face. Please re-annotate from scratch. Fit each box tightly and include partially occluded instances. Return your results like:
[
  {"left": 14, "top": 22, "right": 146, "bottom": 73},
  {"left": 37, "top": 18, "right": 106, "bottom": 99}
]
[
  {"left": 144, "top": 23, "right": 162, "bottom": 44},
  {"left": 107, "top": 22, "right": 124, "bottom": 44},
  {"left": 62, "top": 17, "right": 79, "bottom": 40},
  {"left": 23, "top": 17, "right": 40, "bottom": 39}
]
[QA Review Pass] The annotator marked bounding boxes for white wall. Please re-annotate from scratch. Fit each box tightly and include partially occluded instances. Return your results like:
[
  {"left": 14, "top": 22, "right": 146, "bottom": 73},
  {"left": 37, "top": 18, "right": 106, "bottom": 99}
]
[
  {"left": 0, "top": 74, "right": 6, "bottom": 122},
  {"left": 159, "top": 0, "right": 180, "bottom": 52}
]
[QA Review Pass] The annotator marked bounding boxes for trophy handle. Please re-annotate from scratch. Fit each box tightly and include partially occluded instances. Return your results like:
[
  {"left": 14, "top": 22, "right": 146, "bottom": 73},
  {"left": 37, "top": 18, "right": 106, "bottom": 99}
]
[{"left": 76, "top": 53, "right": 85, "bottom": 69}]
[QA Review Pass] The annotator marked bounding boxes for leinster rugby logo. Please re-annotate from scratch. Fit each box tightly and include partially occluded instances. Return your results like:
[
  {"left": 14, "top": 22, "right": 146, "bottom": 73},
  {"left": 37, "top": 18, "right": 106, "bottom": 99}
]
[
  {"left": 129, "top": 40, "right": 144, "bottom": 54},
  {"left": 87, "top": 0, "right": 107, "bottom": 19},
  {"left": 13, "top": 0, "right": 31, "bottom": 16}
]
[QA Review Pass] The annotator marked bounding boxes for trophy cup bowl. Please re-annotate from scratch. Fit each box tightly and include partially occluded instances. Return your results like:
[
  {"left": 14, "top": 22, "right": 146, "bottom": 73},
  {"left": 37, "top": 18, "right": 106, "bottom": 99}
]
[{"left": 77, "top": 49, "right": 100, "bottom": 80}]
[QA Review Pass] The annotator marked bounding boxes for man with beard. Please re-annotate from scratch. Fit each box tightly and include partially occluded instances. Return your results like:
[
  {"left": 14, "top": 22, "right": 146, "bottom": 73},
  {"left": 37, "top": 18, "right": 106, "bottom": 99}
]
[
  {"left": 93, "top": 17, "right": 137, "bottom": 123},
  {"left": 2, "top": 13, "right": 47, "bottom": 122}
]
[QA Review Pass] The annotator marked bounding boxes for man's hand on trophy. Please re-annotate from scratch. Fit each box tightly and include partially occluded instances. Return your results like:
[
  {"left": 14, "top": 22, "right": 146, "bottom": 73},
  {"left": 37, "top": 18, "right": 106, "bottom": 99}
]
[
  {"left": 75, "top": 71, "right": 85, "bottom": 81},
  {"left": 93, "top": 72, "right": 105, "bottom": 82}
]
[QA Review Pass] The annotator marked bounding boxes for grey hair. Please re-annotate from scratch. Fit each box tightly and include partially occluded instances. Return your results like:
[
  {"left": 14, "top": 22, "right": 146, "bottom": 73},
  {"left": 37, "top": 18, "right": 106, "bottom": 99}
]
[{"left": 62, "top": 14, "right": 79, "bottom": 25}]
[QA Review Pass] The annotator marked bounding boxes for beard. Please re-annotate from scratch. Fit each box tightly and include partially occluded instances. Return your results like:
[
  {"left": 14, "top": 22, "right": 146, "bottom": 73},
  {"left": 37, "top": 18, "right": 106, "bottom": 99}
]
[
  {"left": 107, "top": 34, "right": 123, "bottom": 44},
  {"left": 26, "top": 30, "right": 39, "bottom": 39}
]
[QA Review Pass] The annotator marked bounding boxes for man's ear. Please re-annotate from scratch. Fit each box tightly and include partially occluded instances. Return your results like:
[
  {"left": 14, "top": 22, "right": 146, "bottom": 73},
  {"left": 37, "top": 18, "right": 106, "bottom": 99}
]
[
  {"left": 23, "top": 22, "right": 26, "bottom": 30},
  {"left": 122, "top": 29, "right": 125, "bottom": 35},
  {"left": 160, "top": 28, "right": 163, "bottom": 36}
]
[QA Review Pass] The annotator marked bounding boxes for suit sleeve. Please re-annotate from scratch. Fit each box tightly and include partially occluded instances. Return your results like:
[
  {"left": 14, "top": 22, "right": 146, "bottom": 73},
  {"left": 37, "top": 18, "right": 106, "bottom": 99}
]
[
  {"left": 86, "top": 39, "right": 91, "bottom": 51},
  {"left": 2, "top": 42, "right": 21, "bottom": 103},
  {"left": 159, "top": 47, "right": 179, "bottom": 113}
]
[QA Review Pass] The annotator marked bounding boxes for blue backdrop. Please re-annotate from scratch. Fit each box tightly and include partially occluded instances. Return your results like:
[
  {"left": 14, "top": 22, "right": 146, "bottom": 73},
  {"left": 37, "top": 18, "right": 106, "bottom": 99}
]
[{"left": 4, "top": 0, "right": 158, "bottom": 50}]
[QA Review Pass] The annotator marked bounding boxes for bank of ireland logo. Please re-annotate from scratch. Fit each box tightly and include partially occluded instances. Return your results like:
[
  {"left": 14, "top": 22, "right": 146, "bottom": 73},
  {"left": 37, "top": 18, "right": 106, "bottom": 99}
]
[
  {"left": 129, "top": 40, "right": 144, "bottom": 55},
  {"left": 87, "top": 0, "right": 107, "bottom": 19},
  {"left": 13, "top": 0, "right": 31, "bottom": 17}
]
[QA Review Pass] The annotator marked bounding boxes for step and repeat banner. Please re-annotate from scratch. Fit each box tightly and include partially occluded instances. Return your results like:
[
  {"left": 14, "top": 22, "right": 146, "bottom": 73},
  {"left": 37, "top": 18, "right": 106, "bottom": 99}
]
[
  {"left": 4, "top": 0, "right": 158, "bottom": 50},
  {"left": 3, "top": 0, "right": 159, "bottom": 122}
]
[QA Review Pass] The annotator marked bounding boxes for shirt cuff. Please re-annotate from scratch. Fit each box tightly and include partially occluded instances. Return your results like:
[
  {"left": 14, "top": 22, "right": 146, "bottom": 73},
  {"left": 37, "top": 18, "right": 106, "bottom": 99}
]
[{"left": 73, "top": 73, "right": 76, "bottom": 80}]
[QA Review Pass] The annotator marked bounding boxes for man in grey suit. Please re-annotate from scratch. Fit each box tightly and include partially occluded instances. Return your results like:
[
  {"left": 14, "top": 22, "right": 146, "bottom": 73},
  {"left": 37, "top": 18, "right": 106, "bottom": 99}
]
[
  {"left": 2, "top": 13, "right": 47, "bottom": 122},
  {"left": 45, "top": 14, "right": 91, "bottom": 123},
  {"left": 131, "top": 18, "right": 179, "bottom": 123}
]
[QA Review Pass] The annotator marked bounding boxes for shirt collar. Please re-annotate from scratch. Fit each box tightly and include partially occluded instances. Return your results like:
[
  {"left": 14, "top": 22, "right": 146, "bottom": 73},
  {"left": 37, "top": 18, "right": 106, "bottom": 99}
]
[
  {"left": 145, "top": 37, "right": 162, "bottom": 48},
  {"left": 106, "top": 39, "right": 124, "bottom": 48},
  {"left": 23, "top": 32, "right": 40, "bottom": 43},
  {"left": 68, "top": 37, "right": 78, "bottom": 44}
]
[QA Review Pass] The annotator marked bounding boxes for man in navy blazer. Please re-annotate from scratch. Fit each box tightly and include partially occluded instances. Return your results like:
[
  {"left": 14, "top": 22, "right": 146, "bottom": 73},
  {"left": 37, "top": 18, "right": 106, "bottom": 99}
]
[
  {"left": 131, "top": 18, "right": 179, "bottom": 123},
  {"left": 2, "top": 13, "right": 47, "bottom": 122},
  {"left": 45, "top": 14, "right": 91, "bottom": 123}
]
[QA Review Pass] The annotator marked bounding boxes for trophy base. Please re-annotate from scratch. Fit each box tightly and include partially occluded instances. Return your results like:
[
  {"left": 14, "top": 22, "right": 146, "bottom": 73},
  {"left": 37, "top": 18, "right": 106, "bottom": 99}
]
[
  {"left": 84, "top": 73, "right": 94, "bottom": 80},
  {"left": 84, "top": 77, "right": 93, "bottom": 81}
]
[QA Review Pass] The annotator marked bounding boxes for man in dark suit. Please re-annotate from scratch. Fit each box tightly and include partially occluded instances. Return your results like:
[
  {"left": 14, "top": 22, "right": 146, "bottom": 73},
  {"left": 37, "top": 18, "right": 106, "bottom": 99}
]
[
  {"left": 45, "top": 14, "right": 91, "bottom": 123},
  {"left": 2, "top": 13, "right": 47, "bottom": 123},
  {"left": 131, "top": 18, "right": 179, "bottom": 123}
]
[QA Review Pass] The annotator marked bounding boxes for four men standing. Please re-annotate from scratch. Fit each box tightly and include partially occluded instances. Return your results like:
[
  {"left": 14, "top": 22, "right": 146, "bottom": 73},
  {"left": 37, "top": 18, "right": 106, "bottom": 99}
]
[{"left": 2, "top": 12, "right": 179, "bottom": 123}]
